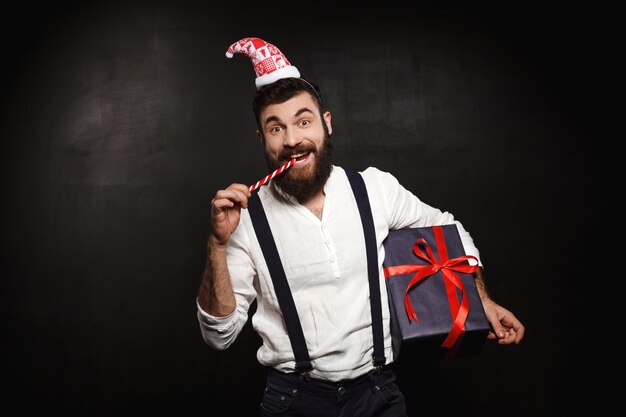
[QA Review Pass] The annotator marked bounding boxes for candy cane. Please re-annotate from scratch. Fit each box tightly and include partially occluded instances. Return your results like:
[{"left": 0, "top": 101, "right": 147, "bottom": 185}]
[{"left": 248, "top": 158, "right": 296, "bottom": 192}]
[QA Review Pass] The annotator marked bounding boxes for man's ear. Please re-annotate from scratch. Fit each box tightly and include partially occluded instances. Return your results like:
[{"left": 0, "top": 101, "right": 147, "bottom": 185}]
[
  {"left": 256, "top": 129, "right": 263, "bottom": 142},
  {"left": 323, "top": 111, "right": 333, "bottom": 136}
]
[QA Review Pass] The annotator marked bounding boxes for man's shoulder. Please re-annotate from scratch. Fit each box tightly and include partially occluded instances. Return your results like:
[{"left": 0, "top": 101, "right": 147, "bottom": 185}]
[
  {"left": 335, "top": 165, "right": 397, "bottom": 183},
  {"left": 332, "top": 165, "right": 401, "bottom": 195},
  {"left": 333, "top": 165, "right": 391, "bottom": 177}
]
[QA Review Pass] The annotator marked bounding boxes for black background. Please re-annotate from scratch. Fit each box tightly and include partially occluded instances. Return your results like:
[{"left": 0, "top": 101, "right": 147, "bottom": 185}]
[{"left": 2, "top": 1, "right": 602, "bottom": 415}]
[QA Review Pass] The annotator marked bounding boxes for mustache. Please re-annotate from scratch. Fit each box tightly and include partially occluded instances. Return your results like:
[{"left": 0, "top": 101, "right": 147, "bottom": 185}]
[{"left": 278, "top": 144, "right": 317, "bottom": 161}]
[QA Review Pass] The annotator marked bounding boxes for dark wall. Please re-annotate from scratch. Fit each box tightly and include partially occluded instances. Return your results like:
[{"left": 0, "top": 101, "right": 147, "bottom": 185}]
[{"left": 2, "top": 2, "right": 599, "bottom": 415}]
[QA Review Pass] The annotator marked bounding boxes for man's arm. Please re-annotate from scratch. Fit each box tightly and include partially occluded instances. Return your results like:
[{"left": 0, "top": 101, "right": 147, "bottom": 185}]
[
  {"left": 196, "top": 183, "right": 253, "bottom": 350},
  {"left": 365, "top": 167, "right": 524, "bottom": 344},
  {"left": 197, "top": 239, "right": 236, "bottom": 317},
  {"left": 197, "top": 183, "right": 250, "bottom": 316},
  {"left": 474, "top": 267, "right": 525, "bottom": 345},
  {"left": 365, "top": 167, "right": 482, "bottom": 265}
]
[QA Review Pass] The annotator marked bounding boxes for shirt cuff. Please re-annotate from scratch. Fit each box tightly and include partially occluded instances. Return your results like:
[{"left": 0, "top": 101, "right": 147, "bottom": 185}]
[{"left": 196, "top": 298, "right": 237, "bottom": 326}]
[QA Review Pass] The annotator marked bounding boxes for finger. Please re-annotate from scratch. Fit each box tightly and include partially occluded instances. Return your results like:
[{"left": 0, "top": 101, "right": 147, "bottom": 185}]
[
  {"left": 227, "top": 183, "right": 252, "bottom": 198},
  {"left": 229, "top": 188, "right": 250, "bottom": 208},
  {"left": 214, "top": 188, "right": 249, "bottom": 208},
  {"left": 502, "top": 326, "right": 524, "bottom": 345},
  {"left": 492, "top": 325, "right": 506, "bottom": 339},
  {"left": 513, "top": 324, "right": 525, "bottom": 344},
  {"left": 498, "top": 332, "right": 517, "bottom": 345},
  {"left": 214, "top": 189, "right": 242, "bottom": 202},
  {"left": 501, "top": 316, "right": 525, "bottom": 344},
  {"left": 212, "top": 198, "right": 236, "bottom": 210}
]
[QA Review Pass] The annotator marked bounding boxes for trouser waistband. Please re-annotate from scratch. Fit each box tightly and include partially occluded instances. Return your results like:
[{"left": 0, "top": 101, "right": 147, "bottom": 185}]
[{"left": 266, "top": 366, "right": 391, "bottom": 398}]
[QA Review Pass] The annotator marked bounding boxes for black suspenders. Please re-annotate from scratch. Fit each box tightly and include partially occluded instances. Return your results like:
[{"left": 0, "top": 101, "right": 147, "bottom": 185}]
[
  {"left": 345, "top": 170, "right": 386, "bottom": 368},
  {"left": 247, "top": 193, "right": 313, "bottom": 374},
  {"left": 247, "top": 170, "right": 386, "bottom": 375}
]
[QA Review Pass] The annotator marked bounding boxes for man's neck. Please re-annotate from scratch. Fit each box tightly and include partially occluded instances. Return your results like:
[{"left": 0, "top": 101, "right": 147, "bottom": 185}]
[{"left": 300, "top": 187, "right": 325, "bottom": 220}]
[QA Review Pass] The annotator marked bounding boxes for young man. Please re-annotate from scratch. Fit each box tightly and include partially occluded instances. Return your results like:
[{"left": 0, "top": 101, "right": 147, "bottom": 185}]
[{"left": 197, "top": 38, "right": 524, "bottom": 417}]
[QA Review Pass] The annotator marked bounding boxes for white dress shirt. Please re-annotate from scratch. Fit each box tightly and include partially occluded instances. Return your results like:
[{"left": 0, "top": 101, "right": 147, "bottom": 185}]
[{"left": 197, "top": 165, "right": 481, "bottom": 382}]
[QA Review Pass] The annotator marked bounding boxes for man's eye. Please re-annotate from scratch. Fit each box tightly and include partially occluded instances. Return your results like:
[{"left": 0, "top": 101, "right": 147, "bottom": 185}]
[
  {"left": 300, "top": 120, "right": 310, "bottom": 127},
  {"left": 269, "top": 126, "right": 282, "bottom": 133}
]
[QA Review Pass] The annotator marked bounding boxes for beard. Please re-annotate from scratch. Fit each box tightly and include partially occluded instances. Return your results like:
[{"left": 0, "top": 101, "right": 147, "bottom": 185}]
[{"left": 264, "top": 131, "right": 334, "bottom": 202}]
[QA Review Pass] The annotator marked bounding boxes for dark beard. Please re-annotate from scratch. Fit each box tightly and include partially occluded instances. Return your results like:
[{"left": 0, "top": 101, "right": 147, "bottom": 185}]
[{"left": 265, "top": 133, "right": 334, "bottom": 202}]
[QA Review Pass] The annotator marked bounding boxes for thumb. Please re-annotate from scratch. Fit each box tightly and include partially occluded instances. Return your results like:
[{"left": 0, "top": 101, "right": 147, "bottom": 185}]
[
  {"left": 491, "top": 323, "right": 506, "bottom": 339},
  {"left": 485, "top": 305, "right": 506, "bottom": 339}
]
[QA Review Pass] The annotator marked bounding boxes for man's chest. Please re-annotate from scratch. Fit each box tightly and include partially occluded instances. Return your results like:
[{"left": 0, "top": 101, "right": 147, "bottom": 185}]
[{"left": 265, "top": 207, "right": 368, "bottom": 292}]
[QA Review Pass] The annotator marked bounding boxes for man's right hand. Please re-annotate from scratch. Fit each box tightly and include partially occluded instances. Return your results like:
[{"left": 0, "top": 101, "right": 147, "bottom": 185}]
[{"left": 209, "top": 183, "right": 251, "bottom": 246}]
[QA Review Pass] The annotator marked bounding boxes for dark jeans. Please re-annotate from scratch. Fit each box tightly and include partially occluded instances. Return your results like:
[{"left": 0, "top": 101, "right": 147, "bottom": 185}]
[{"left": 260, "top": 366, "right": 408, "bottom": 417}]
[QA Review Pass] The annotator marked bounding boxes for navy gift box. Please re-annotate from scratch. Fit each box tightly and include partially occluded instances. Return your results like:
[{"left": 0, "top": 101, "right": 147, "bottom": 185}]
[{"left": 383, "top": 224, "right": 491, "bottom": 359}]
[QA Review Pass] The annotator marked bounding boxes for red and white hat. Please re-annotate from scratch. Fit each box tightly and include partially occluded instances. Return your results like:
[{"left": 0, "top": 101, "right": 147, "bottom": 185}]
[{"left": 226, "top": 37, "right": 301, "bottom": 89}]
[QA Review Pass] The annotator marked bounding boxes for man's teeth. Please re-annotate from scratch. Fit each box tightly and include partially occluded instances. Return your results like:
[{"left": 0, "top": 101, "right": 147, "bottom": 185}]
[{"left": 291, "top": 152, "right": 309, "bottom": 161}]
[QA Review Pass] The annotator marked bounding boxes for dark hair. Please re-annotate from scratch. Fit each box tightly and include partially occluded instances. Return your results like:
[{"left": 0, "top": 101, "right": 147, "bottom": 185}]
[{"left": 252, "top": 77, "right": 324, "bottom": 131}]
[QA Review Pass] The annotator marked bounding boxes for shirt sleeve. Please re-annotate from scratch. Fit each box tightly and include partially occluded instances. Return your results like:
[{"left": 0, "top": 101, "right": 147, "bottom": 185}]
[
  {"left": 362, "top": 166, "right": 482, "bottom": 267},
  {"left": 196, "top": 211, "right": 258, "bottom": 350}
]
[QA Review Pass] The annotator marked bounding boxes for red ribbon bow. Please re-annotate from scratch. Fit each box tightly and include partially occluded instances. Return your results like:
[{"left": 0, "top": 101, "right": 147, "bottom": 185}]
[{"left": 383, "top": 226, "right": 478, "bottom": 350}]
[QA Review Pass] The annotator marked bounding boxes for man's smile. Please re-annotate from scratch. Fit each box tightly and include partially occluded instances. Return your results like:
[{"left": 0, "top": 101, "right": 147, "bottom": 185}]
[
  {"left": 292, "top": 152, "right": 312, "bottom": 166},
  {"left": 280, "top": 150, "right": 313, "bottom": 167}
]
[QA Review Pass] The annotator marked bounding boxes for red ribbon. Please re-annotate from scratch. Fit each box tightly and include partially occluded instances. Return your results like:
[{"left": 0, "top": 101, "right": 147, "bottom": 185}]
[{"left": 383, "top": 226, "right": 478, "bottom": 350}]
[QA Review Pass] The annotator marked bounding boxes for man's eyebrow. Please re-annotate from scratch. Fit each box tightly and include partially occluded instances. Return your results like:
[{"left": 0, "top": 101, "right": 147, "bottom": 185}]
[
  {"left": 264, "top": 115, "right": 280, "bottom": 126},
  {"left": 264, "top": 108, "right": 315, "bottom": 127},
  {"left": 294, "top": 107, "right": 315, "bottom": 117}
]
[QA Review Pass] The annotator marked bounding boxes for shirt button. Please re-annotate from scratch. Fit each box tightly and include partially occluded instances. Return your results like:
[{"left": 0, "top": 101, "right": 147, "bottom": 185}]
[{"left": 337, "top": 386, "right": 346, "bottom": 395}]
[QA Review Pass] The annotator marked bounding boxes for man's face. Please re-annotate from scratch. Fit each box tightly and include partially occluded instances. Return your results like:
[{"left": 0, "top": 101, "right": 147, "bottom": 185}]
[{"left": 258, "top": 92, "right": 333, "bottom": 201}]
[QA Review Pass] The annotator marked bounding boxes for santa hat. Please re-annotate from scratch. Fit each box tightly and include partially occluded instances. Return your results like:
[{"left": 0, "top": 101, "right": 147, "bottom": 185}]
[{"left": 225, "top": 37, "right": 301, "bottom": 89}]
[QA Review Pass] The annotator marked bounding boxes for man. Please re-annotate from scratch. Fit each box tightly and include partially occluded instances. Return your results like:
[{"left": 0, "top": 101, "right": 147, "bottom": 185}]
[{"left": 197, "top": 38, "right": 524, "bottom": 417}]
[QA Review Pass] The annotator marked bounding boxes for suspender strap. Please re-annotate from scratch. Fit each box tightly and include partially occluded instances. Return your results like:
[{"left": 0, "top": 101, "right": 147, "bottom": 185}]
[
  {"left": 247, "top": 192, "right": 313, "bottom": 374},
  {"left": 345, "top": 170, "right": 387, "bottom": 367}
]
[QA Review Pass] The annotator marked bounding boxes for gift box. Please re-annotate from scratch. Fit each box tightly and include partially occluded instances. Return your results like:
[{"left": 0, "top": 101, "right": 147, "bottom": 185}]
[{"left": 383, "top": 224, "right": 491, "bottom": 359}]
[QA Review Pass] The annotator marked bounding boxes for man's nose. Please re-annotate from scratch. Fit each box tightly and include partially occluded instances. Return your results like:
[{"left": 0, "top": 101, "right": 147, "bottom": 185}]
[{"left": 283, "top": 128, "right": 302, "bottom": 147}]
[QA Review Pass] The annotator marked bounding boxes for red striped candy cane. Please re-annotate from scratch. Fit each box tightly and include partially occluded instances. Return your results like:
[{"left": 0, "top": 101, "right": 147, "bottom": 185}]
[{"left": 248, "top": 158, "right": 296, "bottom": 192}]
